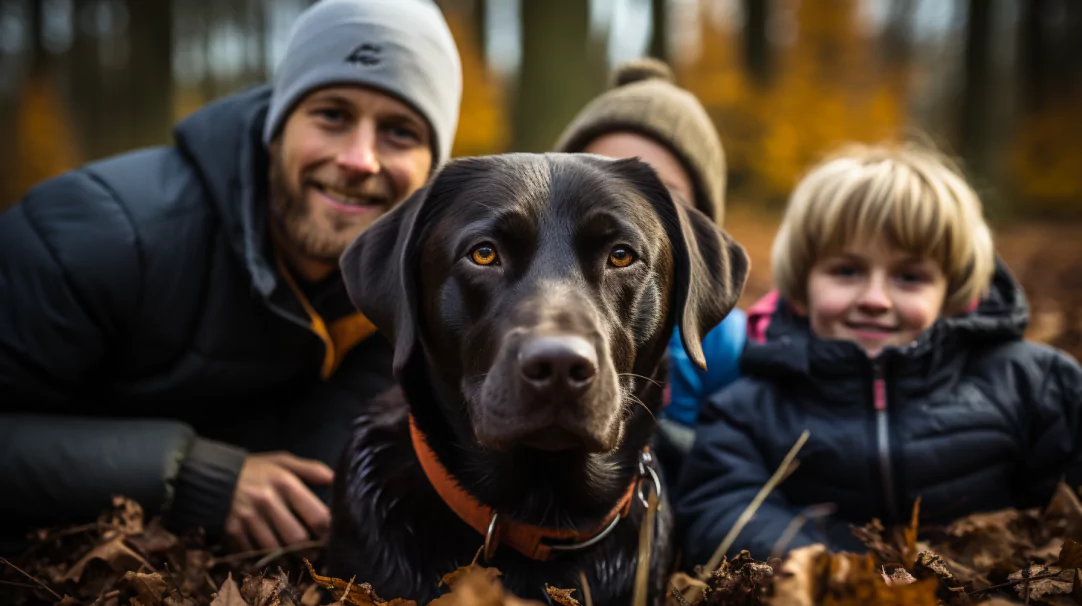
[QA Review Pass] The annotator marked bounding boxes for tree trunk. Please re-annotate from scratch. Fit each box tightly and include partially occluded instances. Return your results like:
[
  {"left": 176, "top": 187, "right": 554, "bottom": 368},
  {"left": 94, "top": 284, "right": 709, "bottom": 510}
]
[
  {"left": 200, "top": 0, "right": 218, "bottom": 104},
  {"left": 472, "top": 0, "right": 487, "bottom": 64},
  {"left": 125, "top": 0, "right": 174, "bottom": 148},
  {"left": 70, "top": 0, "right": 104, "bottom": 159},
  {"left": 649, "top": 0, "right": 668, "bottom": 61},
  {"left": 882, "top": 0, "right": 914, "bottom": 67},
  {"left": 960, "top": 0, "right": 993, "bottom": 177},
  {"left": 742, "top": 0, "right": 770, "bottom": 86},
  {"left": 512, "top": 0, "right": 603, "bottom": 152}
]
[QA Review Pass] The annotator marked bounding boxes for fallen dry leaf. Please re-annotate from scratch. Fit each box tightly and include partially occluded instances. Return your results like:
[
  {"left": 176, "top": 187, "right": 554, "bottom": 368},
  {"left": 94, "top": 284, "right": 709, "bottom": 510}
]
[
  {"left": 163, "top": 594, "right": 200, "bottom": 606},
  {"left": 771, "top": 544, "right": 826, "bottom": 606},
  {"left": 901, "top": 497, "right": 922, "bottom": 566},
  {"left": 704, "top": 550, "right": 774, "bottom": 605},
  {"left": 242, "top": 570, "right": 301, "bottom": 606},
  {"left": 128, "top": 528, "right": 180, "bottom": 560},
  {"left": 772, "top": 544, "right": 940, "bottom": 606},
  {"left": 1009, "top": 566, "right": 1074, "bottom": 603},
  {"left": 850, "top": 519, "right": 903, "bottom": 565},
  {"left": 179, "top": 548, "right": 214, "bottom": 595},
  {"left": 99, "top": 495, "right": 145, "bottom": 537},
  {"left": 945, "top": 509, "right": 1033, "bottom": 574},
  {"left": 948, "top": 510, "right": 1024, "bottom": 538},
  {"left": 119, "top": 570, "right": 169, "bottom": 605},
  {"left": 428, "top": 566, "right": 542, "bottom": 606},
  {"left": 544, "top": 585, "right": 579, "bottom": 606},
  {"left": 300, "top": 584, "right": 322, "bottom": 606},
  {"left": 439, "top": 562, "right": 501, "bottom": 590},
  {"left": 211, "top": 574, "right": 249, "bottom": 606},
  {"left": 304, "top": 560, "right": 388, "bottom": 606},
  {"left": 881, "top": 566, "right": 916, "bottom": 586},
  {"left": 1029, "top": 538, "right": 1067, "bottom": 564},
  {"left": 1059, "top": 539, "right": 1082, "bottom": 569},
  {"left": 61, "top": 535, "right": 152, "bottom": 582},
  {"left": 1045, "top": 482, "right": 1082, "bottom": 537}
]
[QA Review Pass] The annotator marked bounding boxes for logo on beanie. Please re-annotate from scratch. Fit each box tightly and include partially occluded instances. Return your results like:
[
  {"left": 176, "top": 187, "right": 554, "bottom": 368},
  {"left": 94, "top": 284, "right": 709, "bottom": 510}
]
[{"left": 346, "top": 43, "right": 382, "bottom": 66}]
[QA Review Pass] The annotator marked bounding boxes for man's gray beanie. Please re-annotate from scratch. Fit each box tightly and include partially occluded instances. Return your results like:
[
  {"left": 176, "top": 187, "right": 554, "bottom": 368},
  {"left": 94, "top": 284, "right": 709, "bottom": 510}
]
[{"left": 263, "top": 0, "right": 462, "bottom": 166}]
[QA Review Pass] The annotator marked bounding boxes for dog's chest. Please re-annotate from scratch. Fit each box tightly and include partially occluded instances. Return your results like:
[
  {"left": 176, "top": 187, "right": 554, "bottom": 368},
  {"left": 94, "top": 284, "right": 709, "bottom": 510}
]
[{"left": 326, "top": 394, "right": 672, "bottom": 605}]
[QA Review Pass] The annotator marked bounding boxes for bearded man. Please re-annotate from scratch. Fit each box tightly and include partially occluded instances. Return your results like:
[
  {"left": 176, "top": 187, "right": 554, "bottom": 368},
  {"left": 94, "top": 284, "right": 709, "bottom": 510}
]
[{"left": 0, "top": 0, "right": 461, "bottom": 554}]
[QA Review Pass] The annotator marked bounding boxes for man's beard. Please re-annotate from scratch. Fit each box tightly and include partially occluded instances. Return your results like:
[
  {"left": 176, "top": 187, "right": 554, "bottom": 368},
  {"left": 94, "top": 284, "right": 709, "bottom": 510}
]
[{"left": 268, "top": 150, "right": 390, "bottom": 264}]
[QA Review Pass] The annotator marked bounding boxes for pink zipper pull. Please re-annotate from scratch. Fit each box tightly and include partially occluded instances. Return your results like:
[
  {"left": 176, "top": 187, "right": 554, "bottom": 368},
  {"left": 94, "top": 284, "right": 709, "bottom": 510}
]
[{"left": 873, "top": 378, "right": 887, "bottom": 411}]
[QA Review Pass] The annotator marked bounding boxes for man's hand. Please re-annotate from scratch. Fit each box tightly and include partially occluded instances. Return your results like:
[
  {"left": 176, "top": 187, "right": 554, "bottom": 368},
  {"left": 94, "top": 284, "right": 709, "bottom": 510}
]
[{"left": 224, "top": 452, "right": 334, "bottom": 551}]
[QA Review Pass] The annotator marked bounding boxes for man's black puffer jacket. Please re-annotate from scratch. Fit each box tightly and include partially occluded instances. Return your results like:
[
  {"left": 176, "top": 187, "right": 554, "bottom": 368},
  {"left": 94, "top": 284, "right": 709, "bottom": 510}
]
[
  {"left": 0, "top": 85, "right": 394, "bottom": 549},
  {"left": 675, "top": 261, "right": 1082, "bottom": 564}
]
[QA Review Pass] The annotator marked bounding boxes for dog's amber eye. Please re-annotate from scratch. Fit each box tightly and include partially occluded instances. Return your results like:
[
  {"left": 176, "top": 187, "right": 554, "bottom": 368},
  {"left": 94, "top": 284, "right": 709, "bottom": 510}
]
[
  {"left": 470, "top": 244, "right": 499, "bottom": 266},
  {"left": 609, "top": 247, "right": 635, "bottom": 268}
]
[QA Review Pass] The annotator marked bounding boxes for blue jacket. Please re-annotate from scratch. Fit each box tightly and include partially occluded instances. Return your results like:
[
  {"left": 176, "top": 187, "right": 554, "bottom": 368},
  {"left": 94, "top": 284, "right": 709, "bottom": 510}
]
[{"left": 665, "top": 310, "right": 747, "bottom": 426}]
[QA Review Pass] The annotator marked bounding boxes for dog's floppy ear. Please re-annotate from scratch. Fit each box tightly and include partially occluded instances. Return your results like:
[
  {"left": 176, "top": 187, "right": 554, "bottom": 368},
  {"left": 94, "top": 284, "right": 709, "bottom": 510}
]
[
  {"left": 340, "top": 181, "right": 434, "bottom": 375},
  {"left": 605, "top": 157, "right": 750, "bottom": 370}
]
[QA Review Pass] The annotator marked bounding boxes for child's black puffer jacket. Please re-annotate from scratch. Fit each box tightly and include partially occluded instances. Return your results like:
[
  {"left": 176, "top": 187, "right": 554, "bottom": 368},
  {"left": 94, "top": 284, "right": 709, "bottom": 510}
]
[{"left": 676, "top": 260, "right": 1082, "bottom": 565}]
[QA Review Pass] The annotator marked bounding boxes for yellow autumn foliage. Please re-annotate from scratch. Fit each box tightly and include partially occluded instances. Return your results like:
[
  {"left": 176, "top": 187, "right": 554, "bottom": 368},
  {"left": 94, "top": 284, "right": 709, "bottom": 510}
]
[
  {"left": 12, "top": 71, "right": 82, "bottom": 200},
  {"left": 678, "top": 0, "right": 908, "bottom": 204},
  {"left": 444, "top": 11, "right": 510, "bottom": 158}
]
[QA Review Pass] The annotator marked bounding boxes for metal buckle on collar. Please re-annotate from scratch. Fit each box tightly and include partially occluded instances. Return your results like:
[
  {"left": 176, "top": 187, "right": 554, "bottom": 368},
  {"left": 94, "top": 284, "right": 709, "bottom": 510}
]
[
  {"left": 482, "top": 449, "right": 662, "bottom": 560},
  {"left": 483, "top": 511, "right": 502, "bottom": 561},
  {"left": 637, "top": 449, "right": 663, "bottom": 511}
]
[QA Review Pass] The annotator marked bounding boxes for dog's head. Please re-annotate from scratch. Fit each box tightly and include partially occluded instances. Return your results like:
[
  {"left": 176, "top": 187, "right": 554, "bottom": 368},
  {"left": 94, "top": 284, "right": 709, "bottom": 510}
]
[{"left": 342, "top": 153, "right": 747, "bottom": 455}]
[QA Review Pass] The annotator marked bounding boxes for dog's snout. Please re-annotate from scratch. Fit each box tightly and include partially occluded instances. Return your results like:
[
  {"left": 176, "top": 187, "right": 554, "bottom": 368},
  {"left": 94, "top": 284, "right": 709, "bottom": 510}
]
[{"left": 518, "top": 336, "right": 598, "bottom": 394}]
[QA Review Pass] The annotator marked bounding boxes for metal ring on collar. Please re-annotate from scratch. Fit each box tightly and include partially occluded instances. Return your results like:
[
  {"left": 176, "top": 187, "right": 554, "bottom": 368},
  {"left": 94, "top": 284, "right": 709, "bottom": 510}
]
[
  {"left": 546, "top": 512, "right": 623, "bottom": 552},
  {"left": 483, "top": 511, "right": 500, "bottom": 561},
  {"left": 637, "top": 453, "right": 663, "bottom": 510},
  {"left": 482, "top": 448, "right": 660, "bottom": 560}
]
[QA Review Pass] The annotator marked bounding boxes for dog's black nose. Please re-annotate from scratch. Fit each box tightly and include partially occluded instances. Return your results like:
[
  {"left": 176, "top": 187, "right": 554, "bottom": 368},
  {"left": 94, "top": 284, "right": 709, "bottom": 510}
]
[{"left": 518, "top": 336, "right": 597, "bottom": 395}]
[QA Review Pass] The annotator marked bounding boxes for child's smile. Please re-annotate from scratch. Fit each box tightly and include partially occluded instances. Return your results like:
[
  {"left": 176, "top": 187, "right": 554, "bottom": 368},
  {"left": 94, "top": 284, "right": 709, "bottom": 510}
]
[{"left": 795, "top": 239, "right": 949, "bottom": 357}]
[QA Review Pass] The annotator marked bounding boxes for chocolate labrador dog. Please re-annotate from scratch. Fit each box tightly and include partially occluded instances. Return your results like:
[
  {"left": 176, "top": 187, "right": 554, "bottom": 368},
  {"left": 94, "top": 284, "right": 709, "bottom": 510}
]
[{"left": 327, "top": 153, "right": 747, "bottom": 604}]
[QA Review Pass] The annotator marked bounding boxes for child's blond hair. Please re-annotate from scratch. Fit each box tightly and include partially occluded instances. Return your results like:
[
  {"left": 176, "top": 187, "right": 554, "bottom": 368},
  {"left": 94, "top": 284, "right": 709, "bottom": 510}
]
[{"left": 771, "top": 142, "right": 995, "bottom": 313}]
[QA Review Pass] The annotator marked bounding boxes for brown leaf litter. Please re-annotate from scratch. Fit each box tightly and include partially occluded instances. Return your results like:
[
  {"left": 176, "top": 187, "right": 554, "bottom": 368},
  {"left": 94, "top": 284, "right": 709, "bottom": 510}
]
[{"left": 4, "top": 483, "right": 1082, "bottom": 605}]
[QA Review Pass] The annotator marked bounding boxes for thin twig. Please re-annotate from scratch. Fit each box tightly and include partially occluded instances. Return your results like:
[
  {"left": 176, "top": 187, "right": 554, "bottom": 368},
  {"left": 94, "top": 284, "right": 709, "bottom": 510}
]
[
  {"left": 669, "top": 583, "right": 692, "bottom": 606},
  {"left": 0, "top": 579, "right": 41, "bottom": 590},
  {"left": 92, "top": 589, "right": 120, "bottom": 606},
  {"left": 631, "top": 488, "right": 659, "bottom": 606},
  {"left": 700, "top": 429, "right": 811, "bottom": 579},
  {"left": 770, "top": 502, "right": 837, "bottom": 560},
  {"left": 161, "top": 561, "right": 185, "bottom": 595},
  {"left": 1023, "top": 561, "right": 1032, "bottom": 606},
  {"left": 968, "top": 571, "right": 1062, "bottom": 595},
  {"left": 578, "top": 570, "right": 594, "bottom": 606},
  {"left": 214, "top": 539, "right": 326, "bottom": 566},
  {"left": 43, "top": 523, "right": 100, "bottom": 539},
  {"left": 779, "top": 460, "right": 802, "bottom": 483},
  {"left": 0, "top": 557, "right": 62, "bottom": 601}
]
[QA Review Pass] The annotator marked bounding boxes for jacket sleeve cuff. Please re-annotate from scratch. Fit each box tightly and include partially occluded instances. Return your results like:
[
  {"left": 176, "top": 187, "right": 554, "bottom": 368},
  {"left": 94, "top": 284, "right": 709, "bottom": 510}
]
[{"left": 166, "top": 437, "right": 248, "bottom": 536}]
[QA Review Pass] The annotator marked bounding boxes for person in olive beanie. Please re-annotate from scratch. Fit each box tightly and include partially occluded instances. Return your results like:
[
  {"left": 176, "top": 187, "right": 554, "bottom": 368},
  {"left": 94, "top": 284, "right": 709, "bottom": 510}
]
[
  {"left": 555, "top": 58, "right": 727, "bottom": 225},
  {"left": 555, "top": 58, "right": 744, "bottom": 480}
]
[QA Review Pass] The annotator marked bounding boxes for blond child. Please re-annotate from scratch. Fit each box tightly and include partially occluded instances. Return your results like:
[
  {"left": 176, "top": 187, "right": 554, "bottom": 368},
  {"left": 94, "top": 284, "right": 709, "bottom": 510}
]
[{"left": 675, "top": 143, "right": 1082, "bottom": 563}]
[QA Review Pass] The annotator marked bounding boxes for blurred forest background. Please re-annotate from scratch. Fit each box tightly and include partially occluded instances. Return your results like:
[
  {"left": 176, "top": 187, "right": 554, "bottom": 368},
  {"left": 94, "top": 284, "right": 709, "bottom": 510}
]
[
  {"left": 3, "top": 0, "right": 1082, "bottom": 214},
  {"left": 1, "top": 0, "right": 1081, "bottom": 355}
]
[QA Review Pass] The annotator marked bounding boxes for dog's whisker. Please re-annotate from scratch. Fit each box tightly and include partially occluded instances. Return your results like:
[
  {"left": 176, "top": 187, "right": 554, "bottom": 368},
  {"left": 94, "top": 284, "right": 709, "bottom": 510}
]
[
  {"left": 618, "top": 372, "right": 664, "bottom": 388},
  {"left": 627, "top": 394, "right": 656, "bottom": 423}
]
